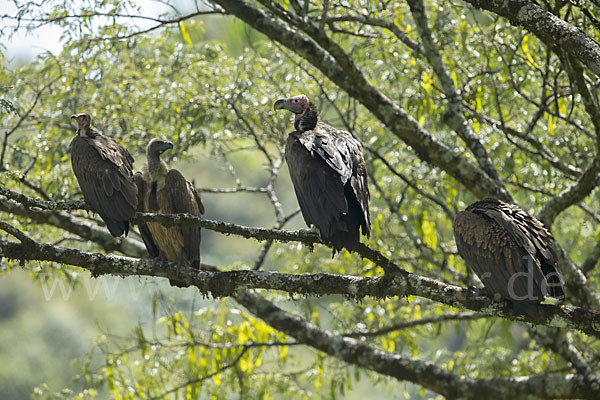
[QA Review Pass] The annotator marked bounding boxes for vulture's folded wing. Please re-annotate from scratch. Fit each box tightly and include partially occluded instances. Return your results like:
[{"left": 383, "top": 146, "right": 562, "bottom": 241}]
[
  {"left": 158, "top": 169, "right": 202, "bottom": 268},
  {"left": 501, "top": 204, "right": 564, "bottom": 299},
  {"left": 285, "top": 134, "right": 347, "bottom": 236},
  {"left": 188, "top": 181, "right": 205, "bottom": 215},
  {"left": 70, "top": 135, "right": 137, "bottom": 236},
  {"left": 453, "top": 210, "right": 546, "bottom": 303}
]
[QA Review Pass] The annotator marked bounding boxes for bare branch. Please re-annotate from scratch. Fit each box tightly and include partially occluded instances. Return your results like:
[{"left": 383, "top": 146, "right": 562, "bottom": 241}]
[
  {"left": 531, "top": 328, "right": 600, "bottom": 387},
  {"left": 341, "top": 311, "right": 485, "bottom": 338},
  {"left": 320, "top": 13, "right": 424, "bottom": 54},
  {"left": 538, "top": 157, "right": 600, "bottom": 226},
  {"left": 582, "top": 238, "right": 600, "bottom": 275},
  {"left": 151, "top": 347, "right": 249, "bottom": 399},
  {"left": 0, "top": 220, "right": 32, "bottom": 243},
  {"left": 367, "top": 146, "right": 455, "bottom": 220}
]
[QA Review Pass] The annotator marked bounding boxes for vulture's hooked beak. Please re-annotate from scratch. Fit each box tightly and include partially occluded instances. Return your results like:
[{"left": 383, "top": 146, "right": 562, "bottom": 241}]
[
  {"left": 273, "top": 99, "right": 286, "bottom": 111},
  {"left": 162, "top": 141, "right": 174, "bottom": 151},
  {"left": 70, "top": 115, "right": 77, "bottom": 120}
]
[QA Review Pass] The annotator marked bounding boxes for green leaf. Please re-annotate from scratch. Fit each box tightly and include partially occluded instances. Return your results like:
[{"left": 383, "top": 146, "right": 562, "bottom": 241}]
[
  {"left": 421, "top": 213, "right": 437, "bottom": 250},
  {"left": 521, "top": 35, "right": 540, "bottom": 69},
  {"left": 547, "top": 113, "right": 556, "bottom": 134},
  {"left": 179, "top": 21, "right": 193, "bottom": 49}
]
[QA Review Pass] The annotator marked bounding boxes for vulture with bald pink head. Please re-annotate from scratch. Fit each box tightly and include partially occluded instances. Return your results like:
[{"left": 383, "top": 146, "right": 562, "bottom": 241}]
[{"left": 274, "top": 94, "right": 370, "bottom": 253}]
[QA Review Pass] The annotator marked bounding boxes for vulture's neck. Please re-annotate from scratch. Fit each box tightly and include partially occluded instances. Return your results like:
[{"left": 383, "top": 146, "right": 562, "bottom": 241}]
[
  {"left": 294, "top": 102, "right": 318, "bottom": 132},
  {"left": 78, "top": 126, "right": 94, "bottom": 137},
  {"left": 147, "top": 154, "right": 169, "bottom": 186}
]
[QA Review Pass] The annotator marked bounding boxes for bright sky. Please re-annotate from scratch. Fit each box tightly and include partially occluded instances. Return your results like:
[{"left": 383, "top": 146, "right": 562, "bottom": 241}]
[{"left": 0, "top": 0, "right": 174, "bottom": 66}]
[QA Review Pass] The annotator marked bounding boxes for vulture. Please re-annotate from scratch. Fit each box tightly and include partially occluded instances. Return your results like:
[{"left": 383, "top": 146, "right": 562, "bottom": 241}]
[
  {"left": 70, "top": 112, "right": 137, "bottom": 237},
  {"left": 135, "top": 138, "right": 205, "bottom": 287},
  {"left": 274, "top": 94, "right": 370, "bottom": 253},
  {"left": 453, "top": 198, "right": 565, "bottom": 316}
]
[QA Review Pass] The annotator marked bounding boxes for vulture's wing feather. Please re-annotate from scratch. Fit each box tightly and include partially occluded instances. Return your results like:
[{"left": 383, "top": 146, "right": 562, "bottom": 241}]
[
  {"left": 506, "top": 204, "right": 564, "bottom": 299},
  {"left": 189, "top": 181, "right": 206, "bottom": 215},
  {"left": 349, "top": 152, "right": 370, "bottom": 237},
  {"left": 158, "top": 169, "right": 202, "bottom": 269},
  {"left": 134, "top": 172, "right": 159, "bottom": 257},
  {"left": 477, "top": 203, "right": 563, "bottom": 298},
  {"left": 70, "top": 135, "right": 137, "bottom": 236},
  {"left": 311, "top": 134, "right": 349, "bottom": 178},
  {"left": 297, "top": 124, "right": 355, "bottom": 181},
  {"left": 92, "top": 134, "right": 137, "bottom": 206},
  {"left": 474, "top": 207, "right": 548, "bottom": 293}
]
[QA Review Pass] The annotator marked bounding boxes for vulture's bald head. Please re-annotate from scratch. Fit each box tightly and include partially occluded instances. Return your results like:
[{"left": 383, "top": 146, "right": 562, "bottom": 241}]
[
  {"left": 147, "top": 138, "right": 174, "bottom": 158},
  {"left": 274, "top": 94, "right": 318, "bottom": 132},
  {"left": 273, "top": 94, "right": 311, "bottom": 114},
  {"left": 71, "top": 113, "right": 92, "bottom": 136}
]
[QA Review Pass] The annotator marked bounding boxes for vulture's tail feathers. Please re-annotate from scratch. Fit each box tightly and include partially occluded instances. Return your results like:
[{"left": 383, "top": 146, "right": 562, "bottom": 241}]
[
  {"left": 322, "top": 187, "right": 365, "bottom": 253},
  {"left": 103, "top": 216, "right": 128, "bottom": 237},
  {"left": 545, "top": 274, "right": 566, "bottom": 300}
]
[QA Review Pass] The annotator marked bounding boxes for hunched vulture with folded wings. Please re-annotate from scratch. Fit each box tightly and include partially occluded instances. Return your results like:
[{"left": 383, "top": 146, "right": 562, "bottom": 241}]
[
  {"left": 453, "top": 198, "right": 565, "bottom": 316},
  {"left": 135, "top": 138, "right": 205, "bottom": 287},
  {"left": 70, "top": 113, "right": 137, "bottom": 237},
  {"left": 274, "top": 94, "right": 370, "bottom": 253}
]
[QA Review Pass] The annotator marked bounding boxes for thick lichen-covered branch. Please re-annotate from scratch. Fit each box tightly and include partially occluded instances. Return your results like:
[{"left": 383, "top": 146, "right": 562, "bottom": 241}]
[
  {"left": 0, "top": 196, "right": 146, "bottom": 257},
  {"left": 0, "top": 237, "right": 599, "bottom": 338},
  {"left": 0, "top": 185, "right": 89, "bottom": 211},
  {"left": 233, "top": 290, "right": 600, "bottom": 399},
  {"left": 2, "top": 185, "right": 600, "bottom": 330}
]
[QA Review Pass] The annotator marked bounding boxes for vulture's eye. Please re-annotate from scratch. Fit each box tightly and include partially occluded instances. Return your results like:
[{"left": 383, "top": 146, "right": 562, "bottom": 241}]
[{"left": 292, "top": 99, "right": 298, "bottom": 103}]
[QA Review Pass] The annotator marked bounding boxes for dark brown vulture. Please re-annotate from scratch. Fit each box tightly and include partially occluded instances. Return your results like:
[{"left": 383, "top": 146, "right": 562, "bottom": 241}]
[
  {"left": 135, "top": 139, "right": 205, "bottom": 287},
  {"left": 274, "top": 94, "right": 370, "bottom": 253},
  {"left": 453, "top": 198, "right": 565, "bottom": 316},
  {"left": 70, "top": 113, "right": 137, "bottom": 237}
]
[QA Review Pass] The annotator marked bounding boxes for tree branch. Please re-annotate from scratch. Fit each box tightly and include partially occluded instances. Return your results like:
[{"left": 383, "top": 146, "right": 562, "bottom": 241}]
[
  {"left": 407, "top": 0, "right": 504, "bottom": 186},
  {"left": 4, "top": 184, "right": 600, "bottom": 327},
  {"left": 582, "top": 237, "right": 600, "bottom": 275},
  {"left": 319, "top": 13, "right": 424, "bottom": 54},
  {"left": 537, "top": 157, "right": 600, "bottom": 227},
  {"left": 531, "top": 328, "right": 600, "bottom": 387},
  {"left": 233, "top": 290, "right": 600, "bottom": 399},
  {"left": 0, "top": 197, "right": 146, "bottom": 257},
  {"left": 0, "top": 238, "right": 599, "bottom": 338},
  {"left": 341, "top": 311, "right": 485, "bottom": 338}
]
